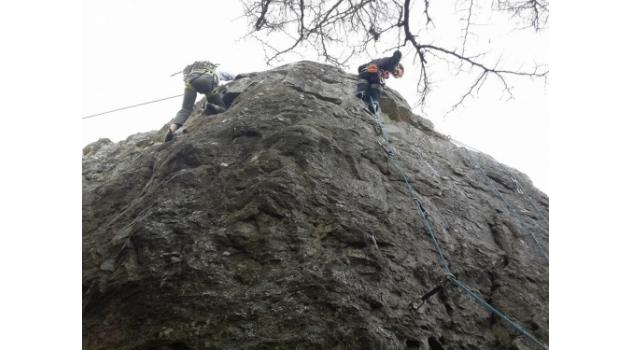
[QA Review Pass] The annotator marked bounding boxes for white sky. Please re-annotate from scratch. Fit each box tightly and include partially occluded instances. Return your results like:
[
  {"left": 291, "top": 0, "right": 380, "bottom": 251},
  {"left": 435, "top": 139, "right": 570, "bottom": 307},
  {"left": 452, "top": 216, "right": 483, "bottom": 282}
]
[
  {"left": 6, "top": 2, "right": 632, "bottom": 348},
  {"left": 83, "top": 0, "right": 548, "bottom": 192}
]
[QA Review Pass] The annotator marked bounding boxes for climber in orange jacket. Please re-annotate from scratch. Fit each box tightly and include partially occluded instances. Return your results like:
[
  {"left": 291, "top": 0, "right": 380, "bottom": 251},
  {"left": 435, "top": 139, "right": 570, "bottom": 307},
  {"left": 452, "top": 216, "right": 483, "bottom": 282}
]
[{"left": 355, "top": 50, "right": 404, "bottom": 113}]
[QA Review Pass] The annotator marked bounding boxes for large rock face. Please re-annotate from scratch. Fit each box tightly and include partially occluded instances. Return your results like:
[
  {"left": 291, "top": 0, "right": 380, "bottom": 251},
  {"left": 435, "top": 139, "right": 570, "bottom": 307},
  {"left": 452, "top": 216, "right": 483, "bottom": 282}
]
[{"left": 83, "top": 61, "right": 549, "bottom": 350}]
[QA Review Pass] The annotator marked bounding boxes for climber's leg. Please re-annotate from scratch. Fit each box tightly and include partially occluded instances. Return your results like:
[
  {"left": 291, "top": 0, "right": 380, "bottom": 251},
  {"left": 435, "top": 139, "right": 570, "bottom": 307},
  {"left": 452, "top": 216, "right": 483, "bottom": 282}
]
[{"left": 204, "top": 89, "right": 227, "bottom": 115}]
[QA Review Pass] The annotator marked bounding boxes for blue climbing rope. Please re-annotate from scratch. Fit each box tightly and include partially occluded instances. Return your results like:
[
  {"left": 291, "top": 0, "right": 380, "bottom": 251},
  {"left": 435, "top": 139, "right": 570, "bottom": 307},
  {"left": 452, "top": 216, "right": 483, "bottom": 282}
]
[
  {"left": 363, "top": 96, "right": 548, "bottom": 350},
  {"left": 448, "top": 276, "right": 549, "bottom": 350}
]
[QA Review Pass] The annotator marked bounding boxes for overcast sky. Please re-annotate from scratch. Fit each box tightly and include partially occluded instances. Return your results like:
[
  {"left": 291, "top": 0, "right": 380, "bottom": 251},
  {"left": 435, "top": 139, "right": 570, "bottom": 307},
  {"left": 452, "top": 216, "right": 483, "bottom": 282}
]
[
  {"left": 83, "top": 0, "right": 548, "bottom": 192},
  {"left": 5, "top": 2, "right": 632, "bottom": 347}
]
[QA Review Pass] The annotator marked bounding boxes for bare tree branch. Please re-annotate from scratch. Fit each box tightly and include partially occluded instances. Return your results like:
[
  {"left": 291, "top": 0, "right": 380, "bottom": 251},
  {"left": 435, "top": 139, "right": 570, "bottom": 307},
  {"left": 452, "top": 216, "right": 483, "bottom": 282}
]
[
  {"left": 495, "top": 0, "right": 549, "bottom": 31},
  {"left": 460, "top": 0, "right": 475, "bottom": 56},
  {"left": 240, "top": 0, "right": 548, "bottom": 112},
  {"left": 423, "top": 0, "right": 434, "bottom": 26}
]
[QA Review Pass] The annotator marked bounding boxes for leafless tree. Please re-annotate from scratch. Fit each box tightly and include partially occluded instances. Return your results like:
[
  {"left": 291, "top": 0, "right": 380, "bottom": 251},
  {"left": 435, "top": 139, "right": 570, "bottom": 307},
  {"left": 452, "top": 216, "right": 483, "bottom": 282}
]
[{"left": 240, "top": 0, "right": 548, "bottom": 112}]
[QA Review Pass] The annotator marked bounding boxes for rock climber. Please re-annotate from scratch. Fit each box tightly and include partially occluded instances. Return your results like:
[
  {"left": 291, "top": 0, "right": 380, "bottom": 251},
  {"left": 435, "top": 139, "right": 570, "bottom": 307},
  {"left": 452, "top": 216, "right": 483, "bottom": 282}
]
[
  {"left": 355, "top": 50, "right": 404, "bottom": 113},
  {"left": 164, "top": 61, "right": 235, "bottom": 142}
]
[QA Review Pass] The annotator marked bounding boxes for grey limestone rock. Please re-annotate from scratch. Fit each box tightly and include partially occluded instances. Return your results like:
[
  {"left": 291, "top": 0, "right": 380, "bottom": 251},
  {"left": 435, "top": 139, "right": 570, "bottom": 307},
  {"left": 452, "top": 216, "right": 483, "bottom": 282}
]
[{"left": 83, "top": 61, "right": 548, "bottom": 350}]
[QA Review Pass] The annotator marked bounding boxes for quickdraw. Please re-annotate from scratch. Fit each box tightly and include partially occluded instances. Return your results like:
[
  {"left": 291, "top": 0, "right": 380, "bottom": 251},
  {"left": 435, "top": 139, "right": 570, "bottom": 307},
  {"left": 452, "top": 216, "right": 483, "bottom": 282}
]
[{"left": 409, "top": 274, "right": 455, "bottom": 311}]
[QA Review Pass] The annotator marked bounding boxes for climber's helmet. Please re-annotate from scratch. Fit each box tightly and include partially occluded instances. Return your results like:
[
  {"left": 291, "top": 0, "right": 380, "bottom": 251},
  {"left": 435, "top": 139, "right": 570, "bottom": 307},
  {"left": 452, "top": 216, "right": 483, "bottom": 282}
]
[{"left": 393, "top": 63, "right": 404, "bottom": 78}]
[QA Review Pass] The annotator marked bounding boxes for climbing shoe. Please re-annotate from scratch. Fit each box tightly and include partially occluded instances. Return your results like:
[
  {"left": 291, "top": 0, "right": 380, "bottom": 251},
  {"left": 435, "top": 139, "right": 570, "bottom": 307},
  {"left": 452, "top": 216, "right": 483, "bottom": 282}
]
[{"left": 164, "top": 129, "right": 174, "bottom": 142}]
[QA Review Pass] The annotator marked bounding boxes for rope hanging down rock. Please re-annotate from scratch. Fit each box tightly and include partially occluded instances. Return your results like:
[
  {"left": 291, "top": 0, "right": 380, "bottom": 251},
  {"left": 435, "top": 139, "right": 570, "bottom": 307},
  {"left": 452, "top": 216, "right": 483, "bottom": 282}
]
[{"left": 363, "top": 97, "right": 548, "bottom": 350}]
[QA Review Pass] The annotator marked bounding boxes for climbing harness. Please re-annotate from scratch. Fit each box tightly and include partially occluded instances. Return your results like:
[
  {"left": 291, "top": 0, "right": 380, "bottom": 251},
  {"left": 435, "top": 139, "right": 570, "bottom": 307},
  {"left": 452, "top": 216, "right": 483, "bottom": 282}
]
[
  {"left": 360, "top": 62, "right": 386, "bottom": 85},
  {"left": 183, "top": 61, "right": 218, "bottom": 77},
  {"left": 170, "top": 61, "right": 218, "bottom": 79},
  {"left": 362, "top": 96, "right": 549, "bottom": 350}
]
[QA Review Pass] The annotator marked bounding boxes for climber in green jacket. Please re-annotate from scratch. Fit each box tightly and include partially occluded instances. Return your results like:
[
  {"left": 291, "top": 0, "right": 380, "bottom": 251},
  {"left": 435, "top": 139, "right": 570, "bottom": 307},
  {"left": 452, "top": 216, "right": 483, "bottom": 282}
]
[
  {"left": 165, "top": 61, "right": 235, "bottom": 142},
  {"left": 355, "top": 50, "right": 405, "bottom": 113}
]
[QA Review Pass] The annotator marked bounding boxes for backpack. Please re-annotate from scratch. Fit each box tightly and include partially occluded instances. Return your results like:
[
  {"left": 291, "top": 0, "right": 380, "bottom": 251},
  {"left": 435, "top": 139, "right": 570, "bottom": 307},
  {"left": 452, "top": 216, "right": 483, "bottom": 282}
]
[{"left": 182, "top": 61, "right": 218, "bottom": 83}]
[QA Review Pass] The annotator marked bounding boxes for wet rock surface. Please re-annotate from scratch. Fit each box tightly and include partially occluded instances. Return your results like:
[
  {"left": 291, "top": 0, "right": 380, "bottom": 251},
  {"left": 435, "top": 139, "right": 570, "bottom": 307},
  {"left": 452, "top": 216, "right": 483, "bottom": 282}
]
[{"left": 83, "top": 61, "right": 548, "bottom": 350}]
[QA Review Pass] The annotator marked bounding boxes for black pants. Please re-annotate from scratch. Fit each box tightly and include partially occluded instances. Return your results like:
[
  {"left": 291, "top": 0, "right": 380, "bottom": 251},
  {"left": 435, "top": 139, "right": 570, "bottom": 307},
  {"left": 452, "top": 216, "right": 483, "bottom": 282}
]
[
  {"left": 356, "top": 72, "right": 383, "bottom": 112},
  {"left": 173, "top": 74, "right": 226, "bottom": 126}
]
